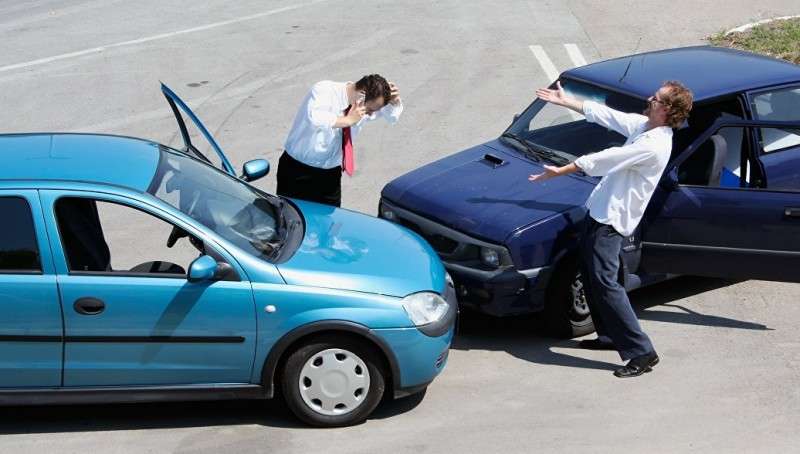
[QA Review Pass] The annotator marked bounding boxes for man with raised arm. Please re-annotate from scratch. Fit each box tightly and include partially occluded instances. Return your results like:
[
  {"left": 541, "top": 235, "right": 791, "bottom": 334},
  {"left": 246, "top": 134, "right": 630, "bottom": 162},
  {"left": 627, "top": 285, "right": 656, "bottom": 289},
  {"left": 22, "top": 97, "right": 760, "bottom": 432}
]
[{"left": 529, "top": 80, "right": 693, "bottom": 378}]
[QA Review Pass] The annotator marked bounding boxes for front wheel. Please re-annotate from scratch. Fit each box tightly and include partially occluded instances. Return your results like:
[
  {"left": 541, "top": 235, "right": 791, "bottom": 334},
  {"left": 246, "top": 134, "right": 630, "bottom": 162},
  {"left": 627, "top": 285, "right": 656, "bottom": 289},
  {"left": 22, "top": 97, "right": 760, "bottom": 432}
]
[
  {"left": 281, "top": 336, "right": 386, "bottom": 427},
  {"left": 542, "top": 260, "right": 595, "bottom": 338}
]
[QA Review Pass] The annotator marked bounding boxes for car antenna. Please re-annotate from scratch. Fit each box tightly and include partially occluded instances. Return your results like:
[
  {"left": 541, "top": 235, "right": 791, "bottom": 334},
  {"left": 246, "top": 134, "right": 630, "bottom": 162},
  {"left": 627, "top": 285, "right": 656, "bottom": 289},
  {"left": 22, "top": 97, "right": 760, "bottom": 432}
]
[{"left": 618, "top": 36, "right": 643, "bottom": 83}]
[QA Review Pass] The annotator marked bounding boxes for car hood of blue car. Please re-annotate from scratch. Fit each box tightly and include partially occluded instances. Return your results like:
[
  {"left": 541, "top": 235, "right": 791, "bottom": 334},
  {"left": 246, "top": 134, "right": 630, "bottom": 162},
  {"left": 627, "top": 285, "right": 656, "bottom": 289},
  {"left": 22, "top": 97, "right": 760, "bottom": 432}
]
[
  {"left": 381, "top": 139, "right": 597, "bottom": 243},
  {"left": 275, "top": 200, "right": 447, "bottom": 298}
]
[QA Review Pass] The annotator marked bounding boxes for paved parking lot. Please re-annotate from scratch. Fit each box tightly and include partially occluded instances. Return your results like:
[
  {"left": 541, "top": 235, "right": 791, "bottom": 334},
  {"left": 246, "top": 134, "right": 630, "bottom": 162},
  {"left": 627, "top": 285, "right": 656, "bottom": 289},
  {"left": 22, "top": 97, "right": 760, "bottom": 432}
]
[{"left": 1, "top": 1, "right": 799, "bottom": 452}]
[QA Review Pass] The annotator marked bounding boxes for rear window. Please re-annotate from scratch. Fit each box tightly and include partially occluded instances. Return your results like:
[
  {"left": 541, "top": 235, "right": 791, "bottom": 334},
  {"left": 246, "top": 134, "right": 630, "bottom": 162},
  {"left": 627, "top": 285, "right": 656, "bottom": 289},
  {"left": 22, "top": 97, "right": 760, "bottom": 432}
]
[{"left": 0, "top": 197, "right": 41, "bottom": 272}]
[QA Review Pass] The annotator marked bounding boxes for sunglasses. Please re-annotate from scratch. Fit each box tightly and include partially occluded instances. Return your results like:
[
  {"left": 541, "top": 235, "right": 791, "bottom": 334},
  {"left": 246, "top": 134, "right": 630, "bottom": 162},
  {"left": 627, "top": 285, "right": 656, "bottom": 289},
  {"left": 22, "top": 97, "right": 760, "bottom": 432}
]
[{"left": 648, "top": 95, "right": 668, "bottom": 106}]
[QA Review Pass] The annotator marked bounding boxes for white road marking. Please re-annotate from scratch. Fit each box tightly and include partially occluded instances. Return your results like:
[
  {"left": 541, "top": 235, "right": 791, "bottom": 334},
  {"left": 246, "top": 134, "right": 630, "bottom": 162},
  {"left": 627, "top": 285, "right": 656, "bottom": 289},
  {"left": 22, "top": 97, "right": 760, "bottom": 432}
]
[
  {"left": 726, "top": 15, "right": 800, "bottom": 34},
  {"left": 0, "top": 0, "right": 329, "bottom": 74},
  {"left": 529, "top": 44, "right": 580, "bottom": 120},
  {"left": 73, "top": 28, "right": 398, "bottom": 133},
  {"left": 0, "top": 0, "right": 55, "bottom": 16},
  {"left": 564, "top": 43, "right": 587, "bottom": 67},
  {"left": 0, "top": 0, "right": 127, "bottom": 31},
  {"left": 528, "top": 45, "right": 560, "bottom": 83}
]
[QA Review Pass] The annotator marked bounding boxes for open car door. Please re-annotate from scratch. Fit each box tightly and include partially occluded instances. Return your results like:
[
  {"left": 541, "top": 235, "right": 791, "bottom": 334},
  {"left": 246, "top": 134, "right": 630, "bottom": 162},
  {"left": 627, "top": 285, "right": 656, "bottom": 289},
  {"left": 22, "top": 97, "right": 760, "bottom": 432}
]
[
  {"left": 161, "top": 83, "right": 236, "bottom": 176},
  {"left": 640, "top": 118, "right": 800, "bottom": 283}
]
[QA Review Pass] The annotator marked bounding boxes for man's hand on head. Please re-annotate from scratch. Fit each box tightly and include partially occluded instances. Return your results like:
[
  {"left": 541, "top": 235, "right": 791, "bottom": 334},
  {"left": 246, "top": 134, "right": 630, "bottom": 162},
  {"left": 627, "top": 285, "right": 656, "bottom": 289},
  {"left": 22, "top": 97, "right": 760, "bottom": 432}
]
[{"left": 389, "top": 82, "right": 401, "bottom": 105}]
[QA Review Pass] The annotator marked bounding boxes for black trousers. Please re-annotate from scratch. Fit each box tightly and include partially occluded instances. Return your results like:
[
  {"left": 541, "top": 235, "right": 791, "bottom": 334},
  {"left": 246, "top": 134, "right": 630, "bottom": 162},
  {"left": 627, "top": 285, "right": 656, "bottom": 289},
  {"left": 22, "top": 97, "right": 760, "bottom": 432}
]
[
  {"left": 276, "top": 151, "right": 342, "bottom": 207},
  {"left": 580, "top": 217, "right": 654, "bottom": 360}
]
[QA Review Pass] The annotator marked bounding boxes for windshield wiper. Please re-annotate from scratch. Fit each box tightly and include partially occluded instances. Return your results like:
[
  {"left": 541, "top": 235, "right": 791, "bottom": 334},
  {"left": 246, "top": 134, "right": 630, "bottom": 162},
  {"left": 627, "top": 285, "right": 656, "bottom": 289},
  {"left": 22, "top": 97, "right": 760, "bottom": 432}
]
[
  {"left": 266, "top": 199, "right": 302, "bottom": 259},
  {"left": 500, "top": 133, "right": 541, "bottom": 162},
  {"left": 527, "top": 143, "right": 570, "bottom": 166},
  {"left": 501, "top": 133, "right": 571, "bottom": 166}
]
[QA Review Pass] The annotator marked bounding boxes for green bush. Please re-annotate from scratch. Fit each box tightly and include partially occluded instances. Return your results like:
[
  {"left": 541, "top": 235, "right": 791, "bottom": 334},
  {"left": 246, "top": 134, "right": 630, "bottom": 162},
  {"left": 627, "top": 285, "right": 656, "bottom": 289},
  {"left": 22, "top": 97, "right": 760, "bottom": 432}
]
[{"left": 709, "top": 18, "right": 800, "bottom": 64}]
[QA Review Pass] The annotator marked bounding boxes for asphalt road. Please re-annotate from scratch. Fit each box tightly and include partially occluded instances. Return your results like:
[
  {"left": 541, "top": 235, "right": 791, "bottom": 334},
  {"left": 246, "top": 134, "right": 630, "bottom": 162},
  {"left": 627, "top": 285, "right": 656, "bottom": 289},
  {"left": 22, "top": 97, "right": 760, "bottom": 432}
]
[{"left": 1, "top": 1, "right": 799, "bottom": 452}]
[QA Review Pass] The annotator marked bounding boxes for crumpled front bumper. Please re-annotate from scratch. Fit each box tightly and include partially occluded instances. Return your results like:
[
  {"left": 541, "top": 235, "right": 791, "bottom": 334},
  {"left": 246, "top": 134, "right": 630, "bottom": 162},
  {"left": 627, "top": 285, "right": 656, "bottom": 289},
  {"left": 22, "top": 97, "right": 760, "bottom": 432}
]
[{"left": 444, "top": 261, "right": 553, "bottom": 317}]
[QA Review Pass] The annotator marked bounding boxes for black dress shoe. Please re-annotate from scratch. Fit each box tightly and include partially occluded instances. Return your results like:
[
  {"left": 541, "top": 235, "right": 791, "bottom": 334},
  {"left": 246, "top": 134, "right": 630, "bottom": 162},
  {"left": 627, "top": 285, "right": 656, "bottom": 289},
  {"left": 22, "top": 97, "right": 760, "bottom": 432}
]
[
  {"left": 578, "top": 338, "right": 616, "bottom": 351},
  {"left": 614, "top": 352, "right": 660, "bottom": 378}
]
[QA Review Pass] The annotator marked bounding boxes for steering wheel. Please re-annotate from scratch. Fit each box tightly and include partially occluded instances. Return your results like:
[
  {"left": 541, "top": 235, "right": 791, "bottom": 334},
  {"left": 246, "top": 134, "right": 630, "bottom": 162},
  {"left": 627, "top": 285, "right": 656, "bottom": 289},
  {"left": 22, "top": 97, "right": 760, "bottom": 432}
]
[{"left": 166, "top": 226, "right": 189, "bottom": 248}]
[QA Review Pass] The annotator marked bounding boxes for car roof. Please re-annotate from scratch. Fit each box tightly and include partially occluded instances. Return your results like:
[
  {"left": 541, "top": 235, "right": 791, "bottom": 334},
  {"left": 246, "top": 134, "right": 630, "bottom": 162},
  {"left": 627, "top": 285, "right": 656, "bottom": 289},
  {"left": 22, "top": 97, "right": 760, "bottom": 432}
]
[
  {"left": 0, "top": 133, "right": 161, "bottom": 192},
  {"left": 563, "top": 46, "right": 800, "bottom": 102}
]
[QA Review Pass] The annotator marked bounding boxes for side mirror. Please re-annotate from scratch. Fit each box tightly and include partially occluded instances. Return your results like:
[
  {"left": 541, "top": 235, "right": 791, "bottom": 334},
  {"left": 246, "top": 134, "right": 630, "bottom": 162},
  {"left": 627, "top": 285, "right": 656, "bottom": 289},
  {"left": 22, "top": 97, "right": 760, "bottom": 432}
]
[
  {"left": 512, "top": 113, "right": 521, "bottom": 123},
  {"left": 241, "top": 159, "right": 270, "bottom": 182},
  {"left": 188, "top": 255, "right": 218, "bottom": 282}
]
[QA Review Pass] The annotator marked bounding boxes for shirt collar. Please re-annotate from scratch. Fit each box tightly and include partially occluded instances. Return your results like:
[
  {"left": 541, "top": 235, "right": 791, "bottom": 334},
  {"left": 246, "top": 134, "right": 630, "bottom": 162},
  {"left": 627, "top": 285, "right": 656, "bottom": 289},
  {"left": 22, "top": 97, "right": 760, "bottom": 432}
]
[
  {"left": 642, "top": 125, "right": 673, "bottom": 136},
  {"left": 339, "top": 81, "right": 352, "bottom": 111}
]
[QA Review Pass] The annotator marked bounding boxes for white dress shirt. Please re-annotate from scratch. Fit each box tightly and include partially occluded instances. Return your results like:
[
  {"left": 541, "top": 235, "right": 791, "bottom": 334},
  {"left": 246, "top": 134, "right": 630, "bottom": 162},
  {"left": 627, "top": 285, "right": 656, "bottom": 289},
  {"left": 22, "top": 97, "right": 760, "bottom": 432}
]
[
  {"left": 573, "top": 101, "right": 673, "bottom": 236},
  {"left": 284, "top": 80, "right": 404, "bottom": 169}
]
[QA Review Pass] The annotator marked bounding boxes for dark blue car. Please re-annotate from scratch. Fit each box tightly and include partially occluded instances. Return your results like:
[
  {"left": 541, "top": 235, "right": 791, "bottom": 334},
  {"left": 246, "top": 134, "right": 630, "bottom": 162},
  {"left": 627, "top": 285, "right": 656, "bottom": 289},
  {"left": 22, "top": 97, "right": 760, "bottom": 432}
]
[{"left": 380, "top": 46, "right": 800, "bottom": 337}]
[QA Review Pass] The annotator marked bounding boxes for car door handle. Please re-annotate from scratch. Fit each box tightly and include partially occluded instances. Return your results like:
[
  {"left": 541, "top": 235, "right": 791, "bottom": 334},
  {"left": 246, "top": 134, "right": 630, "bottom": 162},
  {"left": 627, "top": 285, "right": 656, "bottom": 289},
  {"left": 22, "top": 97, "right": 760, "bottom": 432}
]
[
  {"left": 74, "top": 297, "right": 106, "bottom": 315},
  {"left": 785, "top": 207, "right": 800, "bottom": 218}
]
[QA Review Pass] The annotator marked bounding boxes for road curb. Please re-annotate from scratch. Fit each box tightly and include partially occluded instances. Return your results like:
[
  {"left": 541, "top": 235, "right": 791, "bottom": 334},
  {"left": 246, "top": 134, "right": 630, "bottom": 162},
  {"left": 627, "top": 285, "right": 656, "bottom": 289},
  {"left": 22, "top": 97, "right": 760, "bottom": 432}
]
[{"left": 725, "top": 15, "right": 800, "bottom": 35}]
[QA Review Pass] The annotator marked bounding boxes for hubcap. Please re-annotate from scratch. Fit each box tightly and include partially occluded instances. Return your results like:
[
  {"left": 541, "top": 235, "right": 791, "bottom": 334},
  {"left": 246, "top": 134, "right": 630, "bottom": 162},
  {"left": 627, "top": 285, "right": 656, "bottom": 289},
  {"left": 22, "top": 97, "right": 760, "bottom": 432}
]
[
  {"left": 298, "top": 348, "right": 371, "bottom": 416},
  {"left": 570, "top": 272, "right": 591, "bottom": 319}
]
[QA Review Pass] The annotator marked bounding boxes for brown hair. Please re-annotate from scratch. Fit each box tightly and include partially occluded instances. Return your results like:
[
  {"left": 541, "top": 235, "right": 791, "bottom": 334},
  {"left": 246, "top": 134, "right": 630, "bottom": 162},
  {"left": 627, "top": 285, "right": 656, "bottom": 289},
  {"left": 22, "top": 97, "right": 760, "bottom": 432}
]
[
  {"left": 355, "top": 74, "right": 392, "bottom": 104},
  {"left": 661, "top": 80, "right": 693, "bottom": 128}
]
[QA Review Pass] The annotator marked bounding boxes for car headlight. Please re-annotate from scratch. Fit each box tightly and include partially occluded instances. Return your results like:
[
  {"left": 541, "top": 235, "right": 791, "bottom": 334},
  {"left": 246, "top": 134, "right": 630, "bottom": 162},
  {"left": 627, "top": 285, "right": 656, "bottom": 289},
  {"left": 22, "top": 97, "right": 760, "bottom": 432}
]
[
  {"left": 379, "top": 203, "right": 397, "bottom": 221},
  {"left": 480, "top": 247, "right": 501, "bottom": 268},
  {"left": 402, "top": 292, "right": 449, "bottom": 326}
]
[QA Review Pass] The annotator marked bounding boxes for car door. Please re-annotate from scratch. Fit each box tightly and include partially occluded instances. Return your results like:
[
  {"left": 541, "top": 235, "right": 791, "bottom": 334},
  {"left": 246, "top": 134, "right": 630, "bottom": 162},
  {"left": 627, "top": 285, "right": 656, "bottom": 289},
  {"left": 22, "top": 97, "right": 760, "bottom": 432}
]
[
  {"left": 161, "top": 83, "right": 237, "bottom": 176},
  {"left": 640, "top": 119, "right": 800, "bottom": 282},
  {"left": 40, "top": 189, "right": 257, "bottom": 387},
  {"left": 0, "top": 191, "right": 63, "bottom": 388}
]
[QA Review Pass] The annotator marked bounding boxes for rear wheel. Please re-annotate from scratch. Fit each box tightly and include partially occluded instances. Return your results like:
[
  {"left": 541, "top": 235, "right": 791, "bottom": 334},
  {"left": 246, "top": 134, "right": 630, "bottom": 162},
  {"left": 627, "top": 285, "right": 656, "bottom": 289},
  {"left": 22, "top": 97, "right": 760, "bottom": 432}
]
[
  {"left": 543, "top": 259, "right": 595, "bottom": 338},
  {"left": 281, "top": 336, "right": 386, "bottom": 427}
]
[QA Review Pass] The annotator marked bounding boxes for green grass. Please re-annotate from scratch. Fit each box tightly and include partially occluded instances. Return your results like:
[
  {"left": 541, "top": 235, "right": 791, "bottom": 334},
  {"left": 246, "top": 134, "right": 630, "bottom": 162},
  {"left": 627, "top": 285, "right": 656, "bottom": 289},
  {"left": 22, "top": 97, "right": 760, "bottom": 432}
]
[{"left": 709, "top": 17, "right": 800, "bottom": 64}]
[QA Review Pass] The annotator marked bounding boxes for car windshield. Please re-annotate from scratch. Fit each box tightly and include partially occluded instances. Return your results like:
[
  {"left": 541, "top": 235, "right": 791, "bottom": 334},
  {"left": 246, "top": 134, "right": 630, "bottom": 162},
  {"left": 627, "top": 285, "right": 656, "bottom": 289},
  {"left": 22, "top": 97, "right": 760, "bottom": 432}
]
[
  {"left": 148, "top": 148, "right": 288, "bottom": 260},
  {"left": 502, "top": 79, "right": 646, "bottom": 164}
]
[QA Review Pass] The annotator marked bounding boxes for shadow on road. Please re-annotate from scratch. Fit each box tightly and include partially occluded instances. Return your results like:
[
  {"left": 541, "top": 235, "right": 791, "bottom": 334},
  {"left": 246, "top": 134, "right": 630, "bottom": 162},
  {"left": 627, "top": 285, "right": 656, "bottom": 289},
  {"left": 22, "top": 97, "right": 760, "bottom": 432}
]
[
  {"left": 0, "top": 389, "right": 426, "bottom": 434},
  {"left": 452, "top": 276, "right": 770, "bottom": 369},
  {"left": 631, "top": 276, "right": 771, "bottom": 331},
  {"left": 0, "top": 277, "right": 767, "bottom": 434},
  {"left": 0, "top": 399, "right": 295, "bottom": 435},
  {"left": 453, "top": 311, "right": 620, "bottom": 371}
]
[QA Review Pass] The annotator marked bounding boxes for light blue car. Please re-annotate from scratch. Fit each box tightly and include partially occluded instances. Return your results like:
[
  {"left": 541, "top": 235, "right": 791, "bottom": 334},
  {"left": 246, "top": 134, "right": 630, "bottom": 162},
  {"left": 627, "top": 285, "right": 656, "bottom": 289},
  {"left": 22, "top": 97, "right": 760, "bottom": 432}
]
[{"left": 0, "top": 84, "right": 455, "bottom": 427}]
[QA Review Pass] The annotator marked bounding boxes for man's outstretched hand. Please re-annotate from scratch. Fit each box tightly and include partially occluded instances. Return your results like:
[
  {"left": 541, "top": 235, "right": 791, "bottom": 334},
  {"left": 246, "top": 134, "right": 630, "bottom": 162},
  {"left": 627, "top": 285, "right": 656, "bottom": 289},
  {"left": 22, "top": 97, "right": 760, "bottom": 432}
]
[
  {"left": 529, "top": 162, "right": 580, "bottom": 182},
  {"left": 535, "top": 81, "right": 568, "bottom": 106},
  {"left": 535, "top": 80, "right": 583, "bottom": 113},
  {"left": 528, "top": 165, "right": 561, "bottom": 182}
]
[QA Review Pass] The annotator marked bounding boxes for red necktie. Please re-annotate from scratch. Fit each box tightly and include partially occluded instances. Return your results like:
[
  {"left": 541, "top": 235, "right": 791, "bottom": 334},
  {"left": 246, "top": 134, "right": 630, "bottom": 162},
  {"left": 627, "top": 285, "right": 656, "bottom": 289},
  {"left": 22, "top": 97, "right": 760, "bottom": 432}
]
[{"left": 342, "top": 106, "right": 355, "bottom": 176}]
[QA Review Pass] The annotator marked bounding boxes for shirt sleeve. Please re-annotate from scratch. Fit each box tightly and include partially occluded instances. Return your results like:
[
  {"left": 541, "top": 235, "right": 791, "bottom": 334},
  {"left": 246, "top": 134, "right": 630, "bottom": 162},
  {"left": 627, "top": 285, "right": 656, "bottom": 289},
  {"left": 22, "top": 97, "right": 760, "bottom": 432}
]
[
  {"left": 306, "top": 82, "right": 338, "bottom": 129},
  {"left": 583, "top": 100, "right": 647, "bottom": 138},
  {"left": 574, "top": 137, "right": 659, "bottom": 177},
  {"left": 378, "top": 99, "right": 403, "bottom": 124},
  {"left": 361, "top": 99, "right": 404, "bottom": 125}
]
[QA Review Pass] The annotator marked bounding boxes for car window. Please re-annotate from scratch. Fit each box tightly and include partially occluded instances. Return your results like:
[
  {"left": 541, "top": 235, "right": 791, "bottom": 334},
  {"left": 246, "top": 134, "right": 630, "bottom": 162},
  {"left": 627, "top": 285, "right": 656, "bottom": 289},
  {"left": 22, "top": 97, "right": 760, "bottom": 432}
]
[
  {"left": 677, "top": 126, "right": 785, "bottom": 189},
  {"left": 0, "top": 197, "right": 41, "bottom": 273},
  {"left": 671, "top": 97, "right": 745, "bottom": 161},
  {"left": 149, "top": 149, "right": 286, "bottom": 261},
  {"left": 55, "top": 197, "right": 203, "bottom": 276},
  {"left": 505, "top": 79, "right": 646, "bottom": 161},
  {"left": 751, "top": 87, "right": 800, "bottom": 153},
  {"left": 679, "top": 123, "right": 800, "bottom": 193}
]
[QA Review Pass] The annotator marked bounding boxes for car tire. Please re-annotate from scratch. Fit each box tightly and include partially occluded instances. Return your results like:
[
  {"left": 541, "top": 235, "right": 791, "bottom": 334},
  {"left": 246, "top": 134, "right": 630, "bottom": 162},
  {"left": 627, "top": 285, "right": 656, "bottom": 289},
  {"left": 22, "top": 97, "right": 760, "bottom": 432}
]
[
  {"left": 280, "top": 335, "right": 386, "bottom": 427},
  {"left": 543, "top": 258, "right": 595, "bottom": 338}
]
